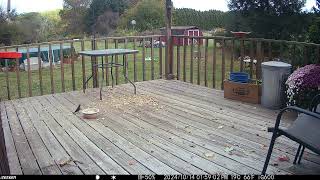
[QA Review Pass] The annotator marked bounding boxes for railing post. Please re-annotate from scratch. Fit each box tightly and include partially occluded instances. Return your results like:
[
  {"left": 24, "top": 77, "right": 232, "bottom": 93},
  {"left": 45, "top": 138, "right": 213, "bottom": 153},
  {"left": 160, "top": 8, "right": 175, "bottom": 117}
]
[
  {"left": 256, "top": 41, "right": 262, "bottom": 80},
  {"left": 91, "top": 38, "right": 98, "bottom": 88},
  {"left": 165, "top": 0, "right": 174, "bottom": 80}
]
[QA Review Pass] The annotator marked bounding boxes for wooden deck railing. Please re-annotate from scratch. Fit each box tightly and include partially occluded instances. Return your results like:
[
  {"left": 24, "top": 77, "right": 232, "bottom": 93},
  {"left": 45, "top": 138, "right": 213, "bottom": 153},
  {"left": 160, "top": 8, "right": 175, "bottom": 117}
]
[
  {"left": 0, "top": 35, "right": 319, "bottom": 101},
  {"left": 171, "top": 35, "right": 320, "bottom": 90},
  {"left": 0, "top": 35, "right": 165, "bottom": 100}
]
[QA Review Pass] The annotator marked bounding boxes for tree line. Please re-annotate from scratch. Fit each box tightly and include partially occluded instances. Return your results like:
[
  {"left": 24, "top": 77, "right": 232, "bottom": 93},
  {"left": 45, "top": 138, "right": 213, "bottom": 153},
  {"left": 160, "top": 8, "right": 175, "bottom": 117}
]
[{"left": 1, "top": 0, "right": 320, "bottom": 46}]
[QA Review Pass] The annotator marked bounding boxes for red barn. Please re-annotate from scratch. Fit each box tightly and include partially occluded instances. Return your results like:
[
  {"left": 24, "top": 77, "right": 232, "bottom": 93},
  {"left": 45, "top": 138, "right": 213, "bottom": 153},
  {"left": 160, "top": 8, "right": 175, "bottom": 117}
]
[{"left": 160, "top": 26, "right": 203, "bottom": 46}]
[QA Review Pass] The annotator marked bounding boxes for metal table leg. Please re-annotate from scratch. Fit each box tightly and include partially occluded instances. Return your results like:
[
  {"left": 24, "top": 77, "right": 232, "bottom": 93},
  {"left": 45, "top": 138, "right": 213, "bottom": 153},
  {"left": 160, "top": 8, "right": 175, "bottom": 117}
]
[
  {"left": 123, "top": 55, "right": 136, "bottom": 94},
  {"left": 111, "top": 55, "right": 114, "bottom": 88},
  {"left": 100, "top": 56, "right": 104, "bottom": 100}
]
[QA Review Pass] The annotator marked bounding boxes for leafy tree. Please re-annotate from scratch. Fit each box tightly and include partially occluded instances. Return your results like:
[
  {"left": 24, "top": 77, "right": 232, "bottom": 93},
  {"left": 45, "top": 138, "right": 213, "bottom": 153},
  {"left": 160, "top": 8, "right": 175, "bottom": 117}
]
[
  {"left": 40, "top": 10, "right": 64, "bottom": 41},
  {"left": 118, "top": 0, "right": 165, "bottom": 32},
  {"left": 227, "top": 0, "right": 309, "bottom": 40},
  {"left": 15, "top": 12, "right": 44, "bottom": 43},
  {"left": 173, "top": 8, "right": 226, "bottom": 30},
  {"left": 0, "top": 7, "right": 20, "bottom": 45},
  {"left": 309, "top": 0, "right": 320, "bottom": 43},
  {"left": 308, "top": 17, "right": 320, "bottom": 43},
  {"left": 85, "top": 0, "right": 127, "bottom": 35},
  {"left": 59, "top": 0, "right": 91, "bottom": 37}
]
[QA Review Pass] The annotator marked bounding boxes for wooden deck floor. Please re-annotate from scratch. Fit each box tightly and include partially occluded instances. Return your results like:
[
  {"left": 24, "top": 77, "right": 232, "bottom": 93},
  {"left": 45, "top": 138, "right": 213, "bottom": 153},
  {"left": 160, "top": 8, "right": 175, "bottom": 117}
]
[{"left": 1, "top": 79, "right": 320, "bottom": 175}]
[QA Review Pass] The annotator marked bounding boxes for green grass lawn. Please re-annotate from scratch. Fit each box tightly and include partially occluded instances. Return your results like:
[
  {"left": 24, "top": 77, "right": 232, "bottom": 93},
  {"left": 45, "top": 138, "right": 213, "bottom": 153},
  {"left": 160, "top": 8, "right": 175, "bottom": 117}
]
[{"left": 0, "top": 39, "right": 255, "bottom": 100}]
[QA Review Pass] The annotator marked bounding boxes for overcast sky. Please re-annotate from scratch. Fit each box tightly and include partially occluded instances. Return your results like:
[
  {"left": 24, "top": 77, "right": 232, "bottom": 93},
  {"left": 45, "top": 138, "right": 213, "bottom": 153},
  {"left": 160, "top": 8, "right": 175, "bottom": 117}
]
[{"left": 0, "top": 0, "right": 317, "bottom": 13}]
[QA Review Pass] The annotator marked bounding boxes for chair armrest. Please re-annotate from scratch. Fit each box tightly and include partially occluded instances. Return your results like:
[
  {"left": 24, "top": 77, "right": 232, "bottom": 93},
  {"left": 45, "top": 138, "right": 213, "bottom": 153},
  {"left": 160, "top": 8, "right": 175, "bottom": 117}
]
[
  {"left": 309, "top": 94, "right": 320, "bottom": 112},
  {"left": 272, "top": 106, "right": 320, "bottom": 131},
  {"left": 284, "top": 106, "right": 320, "bottom": 119}
]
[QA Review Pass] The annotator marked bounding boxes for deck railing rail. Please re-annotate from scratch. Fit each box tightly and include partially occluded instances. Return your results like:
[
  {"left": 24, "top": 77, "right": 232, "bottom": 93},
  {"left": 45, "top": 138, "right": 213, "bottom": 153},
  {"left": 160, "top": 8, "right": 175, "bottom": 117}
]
[
  {"left": 0, "top": 35, "right": 319, "bottom": 101},
  {"left": 0, "top": 35, "right": 164, "bottom": 100}
]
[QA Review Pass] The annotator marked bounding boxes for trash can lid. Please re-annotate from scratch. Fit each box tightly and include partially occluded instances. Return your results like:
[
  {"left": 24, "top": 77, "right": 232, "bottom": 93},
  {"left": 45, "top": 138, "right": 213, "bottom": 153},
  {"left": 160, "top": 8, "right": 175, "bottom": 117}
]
[{"left": 261, "top": 61, "right": 292, "bottom": 69}]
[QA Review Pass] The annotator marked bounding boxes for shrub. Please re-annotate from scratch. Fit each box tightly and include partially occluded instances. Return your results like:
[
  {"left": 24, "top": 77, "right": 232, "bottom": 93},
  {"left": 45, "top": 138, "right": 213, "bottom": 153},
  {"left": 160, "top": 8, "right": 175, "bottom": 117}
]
[{"left": 286, "top": 64, "right": 320, "bottom": 109}]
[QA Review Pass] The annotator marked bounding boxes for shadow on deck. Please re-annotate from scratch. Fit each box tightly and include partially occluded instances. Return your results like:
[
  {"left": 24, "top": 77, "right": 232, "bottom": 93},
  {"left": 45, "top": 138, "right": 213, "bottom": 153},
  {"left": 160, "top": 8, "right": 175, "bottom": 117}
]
[{"left": 1, "top": 79, "right": 320, "bottom": 175}]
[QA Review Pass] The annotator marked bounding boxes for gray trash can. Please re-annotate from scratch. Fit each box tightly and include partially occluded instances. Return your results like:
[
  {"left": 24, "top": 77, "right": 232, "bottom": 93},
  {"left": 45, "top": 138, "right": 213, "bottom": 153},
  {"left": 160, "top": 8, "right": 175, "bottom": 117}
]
[{"left": 261, "top": 61, "right": 292, "bottom": 109}]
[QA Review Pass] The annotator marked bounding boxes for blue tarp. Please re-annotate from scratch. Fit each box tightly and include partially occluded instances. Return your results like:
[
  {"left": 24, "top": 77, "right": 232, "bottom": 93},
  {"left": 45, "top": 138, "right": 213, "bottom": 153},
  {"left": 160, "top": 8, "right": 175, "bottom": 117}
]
[{"left": 17, "top": 45, "right": 72, "bottom": 64}]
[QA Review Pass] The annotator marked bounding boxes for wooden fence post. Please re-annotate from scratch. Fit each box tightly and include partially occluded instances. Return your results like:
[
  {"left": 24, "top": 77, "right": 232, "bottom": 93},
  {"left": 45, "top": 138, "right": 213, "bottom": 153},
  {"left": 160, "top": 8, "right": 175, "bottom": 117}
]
[{"left": 165, "top": 0, "right": 174, "bottom": 80}]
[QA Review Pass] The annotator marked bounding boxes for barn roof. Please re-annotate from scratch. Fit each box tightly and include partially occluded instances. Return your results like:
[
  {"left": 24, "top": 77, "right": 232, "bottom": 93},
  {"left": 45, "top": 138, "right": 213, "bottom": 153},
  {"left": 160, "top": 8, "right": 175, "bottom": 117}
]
[{"left": 160, "top": 26, "right": 200, "bottom": 30}]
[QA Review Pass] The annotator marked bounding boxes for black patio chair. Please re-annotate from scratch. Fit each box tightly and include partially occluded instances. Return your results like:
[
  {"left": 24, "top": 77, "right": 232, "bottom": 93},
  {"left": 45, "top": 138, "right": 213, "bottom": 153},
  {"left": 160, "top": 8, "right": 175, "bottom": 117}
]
[{"left": 262, "top": 94, "right": 320, "bottom": 174}]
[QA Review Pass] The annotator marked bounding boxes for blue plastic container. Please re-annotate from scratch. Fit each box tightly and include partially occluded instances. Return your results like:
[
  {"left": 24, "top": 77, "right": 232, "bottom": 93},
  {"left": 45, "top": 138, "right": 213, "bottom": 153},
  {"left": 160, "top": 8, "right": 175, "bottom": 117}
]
[{"left": 229, "top": 72, "right": 249, "bottom": 83}]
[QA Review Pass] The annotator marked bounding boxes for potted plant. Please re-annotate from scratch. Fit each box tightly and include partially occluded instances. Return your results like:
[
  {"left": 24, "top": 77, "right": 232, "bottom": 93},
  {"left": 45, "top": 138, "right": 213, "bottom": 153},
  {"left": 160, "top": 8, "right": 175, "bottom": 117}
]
[{"left": 286, "top": 64, "right": 320, "bottom": 109}]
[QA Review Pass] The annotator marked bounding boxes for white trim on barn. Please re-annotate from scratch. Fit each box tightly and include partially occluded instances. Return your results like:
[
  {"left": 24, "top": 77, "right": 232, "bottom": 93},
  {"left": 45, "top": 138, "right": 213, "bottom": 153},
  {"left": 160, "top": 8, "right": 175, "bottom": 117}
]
[{"left": 187, "top": 30, "right": 200, "bottom": 45}]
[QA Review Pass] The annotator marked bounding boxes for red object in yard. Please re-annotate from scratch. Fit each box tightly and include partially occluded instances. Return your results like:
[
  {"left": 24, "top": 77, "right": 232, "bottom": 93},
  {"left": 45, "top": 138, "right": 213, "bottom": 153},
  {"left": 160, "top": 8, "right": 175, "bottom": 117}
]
[
  {"left": 160, "top": 26, "right": 204, "bottom": 46},
  {"left": 0, "top": 52, "right": 22, "bottom": 59},
  {"left": 231, "top": 31, "right": 251, "bottom": 38}
]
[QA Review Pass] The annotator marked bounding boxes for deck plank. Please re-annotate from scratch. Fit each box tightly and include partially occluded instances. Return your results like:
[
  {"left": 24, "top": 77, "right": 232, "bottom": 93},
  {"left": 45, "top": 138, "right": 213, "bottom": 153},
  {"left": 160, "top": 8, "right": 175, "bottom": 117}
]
[
  {"left": 4, "top": 101, "right": 41, "bottom": 174},
  {"left": 67, "top": 91, "right": 234, "bottom": 175},
  {"left": 61, "top": 93, "right": 188, "bottom": 175},
  {"left": 1, "top": 79, "right": 320, "bottom": 175},
  {"left": 9, "top": 100, "right": 62, "bottom": 175},
  {"left": 35, "top": 95, "right": 129, "bottom": 175},
  {"left": 27, "top": 96, "right": 105, "bottom": 174},
  {"left": 139, "top": 81, "right": 320, "bottom": 164},
  {"left": 47, "top": 94, "right": 159, "bottom": 175},
  {"left": 0, "top": 102, "right": 22, "bottom": 174},
  {"left": 133, "top": 82, "right": 320, "bottom": 172},
  {"left": 16, "top": 98, "right": 83, "bottom": 175},
  {"left": 135, "top": 82, "right": 311, "bottom": 155},
  {"left": 77, "top": 88, "right": 289, "bottom": 175},
  {"left": 62, "top": 93, "right": 210, "bottom": 174}
]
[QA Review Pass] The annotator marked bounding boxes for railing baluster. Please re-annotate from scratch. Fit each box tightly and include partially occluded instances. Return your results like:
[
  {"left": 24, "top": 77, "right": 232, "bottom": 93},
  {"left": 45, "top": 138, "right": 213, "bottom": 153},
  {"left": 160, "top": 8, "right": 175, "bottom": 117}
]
[
  {"left": 197, "top": 37, "right": 201, "bottom": 85},
  {"left": 133, "top": 38, "right": 137, "bottom": 82},
  {"left": 59, "top": 43, "right": 65, "bottom": 92},
  {"left": 176, "top": 38, "right": 181, "bottom": 80},
  {"left": 142, "top": 38, "right": 146, "bottom": 81},
  {"left": 212, "top": 39, "right": 216, "bottom": 89},
  {"left": 26, "top": 46, "right": 33, "bottom": 97},
  {"left": 183, "top": 37, "right": 187, "bottom": 82},
  {"left": 115, "top": 39, "right": 119, "bottom": 84},
  {"left": 4, "top": 57, "right": 10, "bottom": 100},
  {"left": 124, "top": 38, "right": 128, "bottom": 83},
  {"left": 204, "top": 38, "right": 208, "bottom": 87},
  {"left": 280, "top": 42, "right": 283, "bottom": 60},
  {"left": 159, "top": 37, "right": 163, "bottom": 79},
  {"left": 105, "top": 39, "right": 109, "bottom": 86},
  {"left": 71, "top": 42, "right": 76, "bottom": 91},
  {"left": 304, "top": 45, "right": 308, "bottom": 65},
  {"left": 316, "top": 46, "right": 320, "bottom": 64},
  {"left": 190, "top": 37, "right": 194, "bottom": 84},
  {"left": 81, "top": 40, "right": 86, "bottom": 92},
  {"left": 256, "top": 41, "right": 262, "bottom": 80},
  {"left": 38, "top": 45, "right": 44, "bottom": 95},
  {"left": 49, "top": 43, "right": 54, "bottom": 94},
  {"left": 151, "top": 37, "right": 155, "bottom": 80},
  {"left": 240, "top": 39, "right": 244, "bottom": 72},
  {"left": 268, "top": 41, "right": 272, "bottom": 60},
  {"left": 221, "top": 39, "right": 226, "bottom": 90},
  {"left": 15, "top": 47, "right": 21, "bottom": 98},
  {"left": 249, "top": 40, "right": 254, "bottom": 79},
  {"left": 230, "top": 39, "right": 235, "bottom": 73},
  {"left": 91, "top": 39, "right": 98, "bottom": 88}
]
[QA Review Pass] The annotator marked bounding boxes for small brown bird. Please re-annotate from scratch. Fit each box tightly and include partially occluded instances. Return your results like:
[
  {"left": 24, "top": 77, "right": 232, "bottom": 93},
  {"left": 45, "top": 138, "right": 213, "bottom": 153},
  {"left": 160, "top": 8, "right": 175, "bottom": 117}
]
[{"left": 73, "top": 104, "right": 81, "bottom": 114}]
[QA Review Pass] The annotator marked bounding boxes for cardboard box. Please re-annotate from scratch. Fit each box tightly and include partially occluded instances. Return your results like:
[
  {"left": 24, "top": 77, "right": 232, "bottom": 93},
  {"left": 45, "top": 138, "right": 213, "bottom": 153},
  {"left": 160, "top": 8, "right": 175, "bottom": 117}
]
[{"left": 224, "top": 80, "right": 261, "bottom": 104}]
